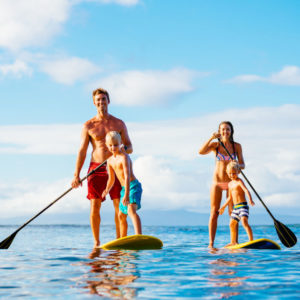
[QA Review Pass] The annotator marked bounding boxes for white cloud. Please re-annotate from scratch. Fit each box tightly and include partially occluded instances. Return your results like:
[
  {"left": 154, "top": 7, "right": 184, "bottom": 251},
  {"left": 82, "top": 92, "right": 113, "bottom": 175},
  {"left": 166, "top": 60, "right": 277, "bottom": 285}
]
[
  {"left": 269, "top": 66, "right": 300, "bottom": 85},
  {"left": 0, "top": 0, "right": 141, "bottom": 51},
  {"left": 227, "top": 66, "right": 300, "bottom": 86},
  {"left": 1, "top": 104, "right": 300, "bottom": 216},
  {"left": 92, "top": 68, "right": 206, "bottom": 106},
  {"left": 0, "top": 60, "right": 32, "bottom": 77},
  {"left": 0, "top": 124, "right": 81, "bottom": 154},
  {"left": 0, "top": 177, "right": 89, "bottom": 217},
  {"left": 0, "top": 0, "right": 71, "bottom": 51},
  {"left": 90, "top": 0, "right": 140, "bottom": 5},
  {"left": 133, "top": 156, "right": 207, "bottom": 211},
  {"left": 40, "top": 56, "right": 101, "bottom": 85}
]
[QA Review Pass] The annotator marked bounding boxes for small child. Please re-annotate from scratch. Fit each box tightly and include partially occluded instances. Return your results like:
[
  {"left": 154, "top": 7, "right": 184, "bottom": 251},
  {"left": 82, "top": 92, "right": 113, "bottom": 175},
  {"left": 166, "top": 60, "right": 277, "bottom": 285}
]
[
  {"left": 102, "top": 131, "right": 142, "bottom": 238},
  {"left": 219, "top": 161, "right": 255, "bottom": 246}
]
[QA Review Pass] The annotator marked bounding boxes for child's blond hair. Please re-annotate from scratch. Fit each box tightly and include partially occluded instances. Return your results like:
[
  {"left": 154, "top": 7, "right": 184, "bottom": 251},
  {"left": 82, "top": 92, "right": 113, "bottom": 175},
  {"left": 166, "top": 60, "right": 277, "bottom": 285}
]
[
  {"left": 226, "top": 161, "right": 240, "bottom": 174},
  {"left": 105, "top": 131, "right": 121, "bottom": 144}
]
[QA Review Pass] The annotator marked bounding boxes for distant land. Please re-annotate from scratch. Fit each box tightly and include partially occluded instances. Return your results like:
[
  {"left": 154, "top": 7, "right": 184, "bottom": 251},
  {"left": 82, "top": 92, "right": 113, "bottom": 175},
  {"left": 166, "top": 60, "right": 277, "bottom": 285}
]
[{"left": 1, "top": 209, "right": 299, "bottom": 226}]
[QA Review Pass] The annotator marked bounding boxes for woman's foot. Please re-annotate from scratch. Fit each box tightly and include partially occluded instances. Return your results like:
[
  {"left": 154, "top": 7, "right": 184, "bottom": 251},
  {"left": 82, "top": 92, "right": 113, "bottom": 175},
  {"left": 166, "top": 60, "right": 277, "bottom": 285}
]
[
  {"left": 225, "top": 242, "right": 238, "bottom": 247},
  {"left": 94, "top": 240, "right": 100, "bottom": 248},
  {"left": 208, "top": 242, "right": 214, "bottom": 248}
]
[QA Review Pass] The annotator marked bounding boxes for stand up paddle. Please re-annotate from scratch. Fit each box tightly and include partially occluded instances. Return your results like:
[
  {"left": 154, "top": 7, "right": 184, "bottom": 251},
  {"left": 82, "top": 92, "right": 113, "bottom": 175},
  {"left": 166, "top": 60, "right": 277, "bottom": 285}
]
[
  {"left": 218, "top": 138, "right": 297, "bottom": 248},
  {"left": 0, "top": 160, "right": 107, "bottom": 250}
]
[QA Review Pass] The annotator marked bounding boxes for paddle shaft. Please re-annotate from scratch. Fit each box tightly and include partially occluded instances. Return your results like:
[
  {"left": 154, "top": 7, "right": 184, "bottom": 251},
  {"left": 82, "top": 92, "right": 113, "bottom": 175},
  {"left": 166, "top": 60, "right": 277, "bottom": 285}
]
[
  {"left": 7, "top": 160, "right": 107, "bottom": 237},
  {"left": 217, "top": 139, "right": 276, "bottom": 220}
]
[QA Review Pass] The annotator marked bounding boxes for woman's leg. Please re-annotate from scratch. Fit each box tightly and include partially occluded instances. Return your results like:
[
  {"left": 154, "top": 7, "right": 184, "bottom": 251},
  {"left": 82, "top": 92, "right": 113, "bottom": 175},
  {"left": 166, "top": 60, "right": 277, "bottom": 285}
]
[{"left": 209, "top": 184, "right": 223, "bottom": 248}]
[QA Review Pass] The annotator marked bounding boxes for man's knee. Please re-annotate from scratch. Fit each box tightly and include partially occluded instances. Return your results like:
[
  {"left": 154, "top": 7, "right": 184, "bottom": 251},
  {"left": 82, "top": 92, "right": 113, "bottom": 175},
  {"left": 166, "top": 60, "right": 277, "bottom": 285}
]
[
  {"left": 90, "top": 199, "right": 101, "bottom": 215},
  {"left": 113, "top": 198, "right": 120, "bottom": 209}
]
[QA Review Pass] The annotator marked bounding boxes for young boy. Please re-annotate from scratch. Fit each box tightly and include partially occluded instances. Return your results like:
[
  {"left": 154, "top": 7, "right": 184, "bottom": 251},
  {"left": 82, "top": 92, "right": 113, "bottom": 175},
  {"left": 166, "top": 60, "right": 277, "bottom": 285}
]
[
  {"left": 219, "top": 161, "right": 255, "bottom": 246},
  {"left": 102, "top": 131, "right": 142, "bottom": 238}
]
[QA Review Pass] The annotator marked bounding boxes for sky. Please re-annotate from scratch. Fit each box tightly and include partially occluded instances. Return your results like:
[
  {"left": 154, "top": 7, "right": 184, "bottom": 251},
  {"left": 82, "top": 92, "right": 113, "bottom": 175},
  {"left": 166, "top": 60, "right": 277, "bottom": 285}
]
[{"left": 0, "top": 0, "right": 300, "bottom": 226}]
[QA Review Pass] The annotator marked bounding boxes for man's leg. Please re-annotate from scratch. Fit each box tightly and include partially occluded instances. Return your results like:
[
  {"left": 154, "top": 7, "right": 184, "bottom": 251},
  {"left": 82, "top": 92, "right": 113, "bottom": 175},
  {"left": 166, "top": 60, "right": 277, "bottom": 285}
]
[
  {"left": 128, "top": 204, "right": 142, "bottom": 235},
  {"left": 112, "top": 198, "right": 120, "bottom": 239},
  {"left": 90, "top": 199, "right": 102, "bottom": 247}
]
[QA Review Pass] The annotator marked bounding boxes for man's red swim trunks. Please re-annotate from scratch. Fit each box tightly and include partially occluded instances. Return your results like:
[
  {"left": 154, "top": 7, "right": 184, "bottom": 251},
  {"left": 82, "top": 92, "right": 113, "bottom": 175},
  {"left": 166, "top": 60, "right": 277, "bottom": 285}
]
[{"left": 87, "top": 162, "right": 122, "bottom": 201}]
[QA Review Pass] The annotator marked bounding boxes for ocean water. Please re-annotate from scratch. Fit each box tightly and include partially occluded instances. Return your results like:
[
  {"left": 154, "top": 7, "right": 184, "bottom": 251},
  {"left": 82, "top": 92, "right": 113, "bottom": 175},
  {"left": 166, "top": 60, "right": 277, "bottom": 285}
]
[{"left": 0, "top": 224, "right": 299, "bottom": 299}]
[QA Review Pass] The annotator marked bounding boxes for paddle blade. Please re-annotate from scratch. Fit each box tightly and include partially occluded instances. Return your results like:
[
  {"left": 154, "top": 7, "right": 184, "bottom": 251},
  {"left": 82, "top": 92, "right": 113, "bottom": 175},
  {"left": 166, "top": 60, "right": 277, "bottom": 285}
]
[
  {"left": 274, "top": 220, "right": 297, "bottom": 248},
  {"left": 0, "top": 232, "right": 17, "bottom": 249}
]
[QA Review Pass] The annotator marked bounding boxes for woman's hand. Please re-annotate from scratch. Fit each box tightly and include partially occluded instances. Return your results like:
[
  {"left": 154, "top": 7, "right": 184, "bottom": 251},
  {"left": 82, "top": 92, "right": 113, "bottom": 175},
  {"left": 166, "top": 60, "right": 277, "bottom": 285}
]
[{"left": 211, "top": 132, "right": 221, "bottom": 140}]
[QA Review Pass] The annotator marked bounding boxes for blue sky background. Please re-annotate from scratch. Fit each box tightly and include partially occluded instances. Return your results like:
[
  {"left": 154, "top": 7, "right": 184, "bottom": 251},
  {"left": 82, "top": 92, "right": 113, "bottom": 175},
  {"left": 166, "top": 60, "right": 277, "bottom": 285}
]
[{"left": 0, "top": 0, "right": 300, "bottom": 226}]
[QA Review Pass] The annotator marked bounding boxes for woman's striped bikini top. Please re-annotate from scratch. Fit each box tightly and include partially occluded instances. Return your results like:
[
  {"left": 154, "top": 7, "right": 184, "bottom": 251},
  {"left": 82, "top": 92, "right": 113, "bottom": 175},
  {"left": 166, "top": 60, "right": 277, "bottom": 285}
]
[{"left": 215, "top": 143, "right": 237, "bottom": 161}]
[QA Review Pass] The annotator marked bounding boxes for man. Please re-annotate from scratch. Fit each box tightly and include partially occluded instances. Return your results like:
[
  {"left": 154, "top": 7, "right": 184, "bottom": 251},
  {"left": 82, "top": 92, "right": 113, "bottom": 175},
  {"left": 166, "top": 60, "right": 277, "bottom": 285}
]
[{"left": 71, "top": 88, "right": 132, "bottom": 247}]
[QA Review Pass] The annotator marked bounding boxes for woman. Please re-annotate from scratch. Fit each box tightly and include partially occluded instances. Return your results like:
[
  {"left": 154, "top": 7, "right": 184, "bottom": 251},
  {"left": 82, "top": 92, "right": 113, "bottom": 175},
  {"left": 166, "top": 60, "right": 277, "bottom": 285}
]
[{"left": 199, "top": 121, "right": 245, "bottom": 248}]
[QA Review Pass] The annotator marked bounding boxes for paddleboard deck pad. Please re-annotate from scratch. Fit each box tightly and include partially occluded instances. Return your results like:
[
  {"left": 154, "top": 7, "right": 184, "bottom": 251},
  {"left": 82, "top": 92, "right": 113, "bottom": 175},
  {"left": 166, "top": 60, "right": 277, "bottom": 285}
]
[
  {"left": 100, "top": 234, "right": 163, "bottom": 250},
  {"left": 225, "top": 238, "right": 281, "bottom": 250}
]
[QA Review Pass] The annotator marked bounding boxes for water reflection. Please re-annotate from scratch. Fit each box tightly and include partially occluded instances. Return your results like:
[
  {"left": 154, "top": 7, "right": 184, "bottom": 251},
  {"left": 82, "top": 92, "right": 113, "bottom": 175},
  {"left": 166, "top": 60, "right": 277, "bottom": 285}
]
[
  {"left": 83, "top": 248, "right": 140, "bottom": 299},
  {"left": 208, "top": 257, "right": 249, "bottom": 299}
]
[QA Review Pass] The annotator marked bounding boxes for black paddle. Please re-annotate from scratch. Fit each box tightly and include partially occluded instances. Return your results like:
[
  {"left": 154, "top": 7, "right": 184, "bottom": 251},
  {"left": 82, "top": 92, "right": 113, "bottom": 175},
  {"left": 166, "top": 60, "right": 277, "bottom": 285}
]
[
  {"left": 218, "top": 138, "right": 297, "bottom": 248},
  {"left": 0, "top": 160, "right": 107, "bottom": 250}
]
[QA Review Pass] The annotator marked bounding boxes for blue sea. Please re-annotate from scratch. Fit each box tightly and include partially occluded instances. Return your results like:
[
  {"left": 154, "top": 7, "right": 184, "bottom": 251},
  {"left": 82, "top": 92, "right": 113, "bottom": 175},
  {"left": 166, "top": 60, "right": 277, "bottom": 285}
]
[{"left": 0, "top": 224, "right": 299, "bottom": 299}]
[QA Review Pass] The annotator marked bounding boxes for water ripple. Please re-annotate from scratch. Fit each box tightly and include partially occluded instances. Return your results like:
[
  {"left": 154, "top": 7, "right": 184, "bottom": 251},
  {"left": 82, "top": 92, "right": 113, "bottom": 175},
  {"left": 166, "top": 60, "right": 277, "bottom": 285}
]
[{"left": 0, "top": 224, "right": 299, "bottom": 299}]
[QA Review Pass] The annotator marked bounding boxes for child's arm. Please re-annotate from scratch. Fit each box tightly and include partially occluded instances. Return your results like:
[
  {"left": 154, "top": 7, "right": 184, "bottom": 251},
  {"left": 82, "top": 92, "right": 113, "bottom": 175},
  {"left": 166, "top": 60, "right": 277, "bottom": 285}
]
[
  {"left": 101, "top": 161, "right": 115, "bottom": 199},
  {"left": 239, "top": 179, "right": 255, "bottom": 206},
  {"left": 121, "top": 154, "right": 131, "bottom": 206},
  {"left": 219, "top": 190, "right": 233, "bottom": 215}
]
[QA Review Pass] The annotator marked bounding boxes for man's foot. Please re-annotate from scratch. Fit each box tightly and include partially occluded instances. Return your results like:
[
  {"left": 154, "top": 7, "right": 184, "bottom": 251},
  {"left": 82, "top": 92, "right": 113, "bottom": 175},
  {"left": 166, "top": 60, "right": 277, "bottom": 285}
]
[{"left": 208, "top": 243, "right": 214, "bottom": 249}]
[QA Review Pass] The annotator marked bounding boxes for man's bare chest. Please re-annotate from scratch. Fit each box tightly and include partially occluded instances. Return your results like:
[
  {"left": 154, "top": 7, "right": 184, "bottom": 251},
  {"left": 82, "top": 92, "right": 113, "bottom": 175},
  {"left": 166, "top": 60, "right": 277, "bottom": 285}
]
[{"left": 88, "top": 122, "right": 121, "bottom": 141}]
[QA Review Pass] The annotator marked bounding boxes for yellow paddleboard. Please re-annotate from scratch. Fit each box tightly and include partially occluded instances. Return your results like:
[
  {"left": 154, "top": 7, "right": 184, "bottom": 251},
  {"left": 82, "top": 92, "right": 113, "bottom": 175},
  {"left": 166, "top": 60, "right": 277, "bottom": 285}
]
[
  {"left": 225, "top": 238, "right": 281, "bottom": 250},
  {"left": 100, "top": 234, "right": 163, "bottom": 250}
]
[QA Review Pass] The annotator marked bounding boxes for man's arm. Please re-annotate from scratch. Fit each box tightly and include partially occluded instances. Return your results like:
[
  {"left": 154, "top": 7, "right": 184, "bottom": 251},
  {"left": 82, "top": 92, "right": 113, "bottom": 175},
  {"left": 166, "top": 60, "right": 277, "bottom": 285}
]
[
  {"left": 120, "top": 121, "right": 133, "bottom": 154},
  {"left": 71, "top": 125, "right": 90, "bottom": 188}
]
